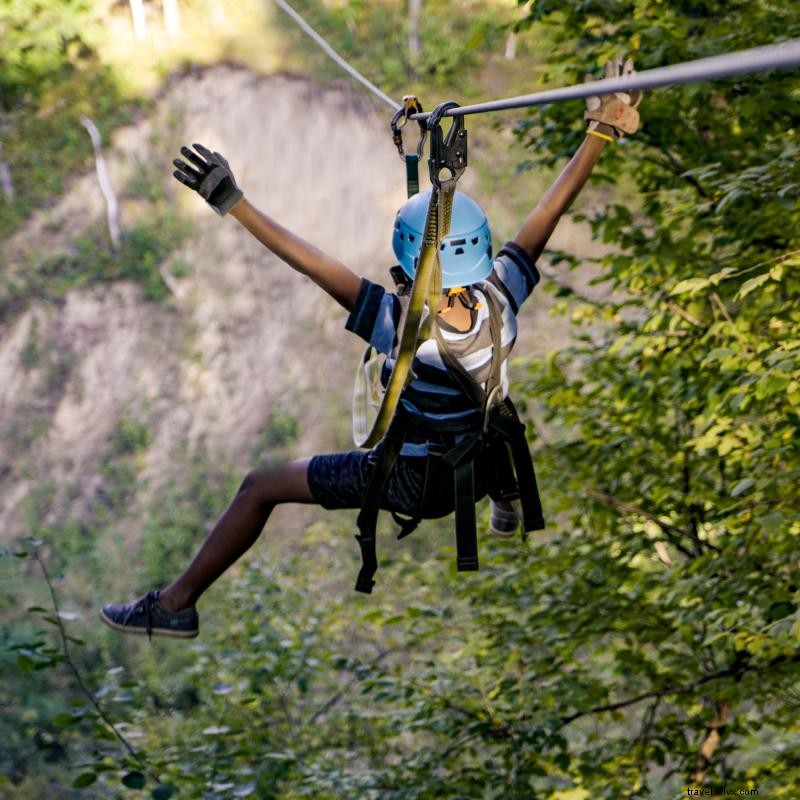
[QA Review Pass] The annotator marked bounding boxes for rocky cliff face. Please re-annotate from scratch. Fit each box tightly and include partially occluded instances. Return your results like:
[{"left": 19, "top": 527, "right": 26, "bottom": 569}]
[{"left": 0, "top": 65, "right": 594, "bottom": 546}]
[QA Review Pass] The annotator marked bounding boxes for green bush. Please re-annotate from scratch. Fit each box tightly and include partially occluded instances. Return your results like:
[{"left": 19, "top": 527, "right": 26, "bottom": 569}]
[{"left": 1, "top": 212, "right": 188, "bottom": 319}]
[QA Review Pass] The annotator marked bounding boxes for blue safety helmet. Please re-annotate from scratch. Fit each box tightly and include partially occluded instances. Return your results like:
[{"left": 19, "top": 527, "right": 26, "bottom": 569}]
[{"left": 392, "top": 189, "right": 493, "bottom": 288}]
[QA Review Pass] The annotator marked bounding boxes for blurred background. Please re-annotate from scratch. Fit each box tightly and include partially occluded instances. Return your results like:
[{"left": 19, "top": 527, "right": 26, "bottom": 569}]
[{"left": 1, "top": 1, "right": 799, "bottom": 798}]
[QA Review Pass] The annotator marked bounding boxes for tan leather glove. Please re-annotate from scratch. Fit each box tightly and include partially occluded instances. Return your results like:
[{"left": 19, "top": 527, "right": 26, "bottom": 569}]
[{"left": 584, "top": 54, "right": 643, "bottom": 140}]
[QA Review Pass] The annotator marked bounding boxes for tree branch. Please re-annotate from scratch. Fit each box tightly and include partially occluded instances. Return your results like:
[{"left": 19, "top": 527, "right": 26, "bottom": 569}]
[
  {"left": 558, "top": 665, "right": 736, "bottom": 729},
  {"left": 33, "top": 550, "right": 156, "bottom": 781},
  {"left": 557, "top": 651, "right": 800, "bottom": 731},
  {"left": 308, "top": 647, "right": 398, "bottom": 724},
  {"left": 586, "top": 488, "right": 696, "bottom": 558}
]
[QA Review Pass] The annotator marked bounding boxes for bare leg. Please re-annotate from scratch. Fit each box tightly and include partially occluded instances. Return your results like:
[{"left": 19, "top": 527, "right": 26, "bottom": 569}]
[{"left": 158, "top": 458, "right": 315, "bottom": 612}]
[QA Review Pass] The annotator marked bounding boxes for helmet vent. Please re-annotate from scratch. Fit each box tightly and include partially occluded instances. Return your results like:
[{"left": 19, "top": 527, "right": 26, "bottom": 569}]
[
  {"left": 471, "top": 237, "right": 479, "bottom": 245},
  {"left": 408, "top": 234, "right": 415, "bottom": 242},
  {"left": 454, "top": 248, "right": 464, "bottom": 255},
  {"left": 450, "top": 238, "right": 466, "bottom": 246},
  {"left": 399, "top": 233, "right": 405, "bottom": 240}
]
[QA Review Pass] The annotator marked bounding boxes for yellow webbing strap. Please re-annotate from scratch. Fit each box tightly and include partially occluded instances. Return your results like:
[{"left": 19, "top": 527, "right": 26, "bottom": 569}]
[{"left": 353, "top": 182, "right": 455, "bottom": 448}]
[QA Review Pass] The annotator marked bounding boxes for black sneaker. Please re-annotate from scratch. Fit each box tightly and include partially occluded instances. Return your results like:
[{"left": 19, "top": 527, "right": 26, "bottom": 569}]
[{"left": 100, "top": 591, "right": 199, "bottom": 639}]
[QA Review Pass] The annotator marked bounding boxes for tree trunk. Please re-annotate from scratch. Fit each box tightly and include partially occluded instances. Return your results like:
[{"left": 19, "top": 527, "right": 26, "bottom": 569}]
[
  {"left": 162, "top": 0, "right": 181, "bottom": 36},
  {"left": 0, "top": 142, "right": 14, "bottom": 201},
  {"left": 408, "top": 0, "right": 422, "bottom": 59},
  {"left": 129, "top": 0, "right": 147, "bottom": 40},
  {"left": 505, "top": 31, "right": 517, "bottom": 61},
  {"left": 692, "top": 700, "right": 730, "bottom": 784},
  {"left": 80, "top": 117, "right": 122, "bottom": 252}
]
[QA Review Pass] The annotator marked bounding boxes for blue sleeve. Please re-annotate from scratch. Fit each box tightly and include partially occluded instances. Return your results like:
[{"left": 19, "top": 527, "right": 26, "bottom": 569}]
[
  {"left": 485, "top": 240, "right": 540, "bottom": 314},
  {"left": 345, "top": 278, "right": 402, "bottom": 355}
]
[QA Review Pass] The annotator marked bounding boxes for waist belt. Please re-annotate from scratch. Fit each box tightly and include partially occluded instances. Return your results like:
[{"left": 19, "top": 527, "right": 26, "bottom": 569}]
[{"left": 353, "top": 397, "right": 545, "bottom": 594}]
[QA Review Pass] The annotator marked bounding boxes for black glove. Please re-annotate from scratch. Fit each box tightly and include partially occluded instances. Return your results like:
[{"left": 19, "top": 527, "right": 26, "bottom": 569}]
[{"left": 172, "top": 143, "right": 243, "bottom": 216}]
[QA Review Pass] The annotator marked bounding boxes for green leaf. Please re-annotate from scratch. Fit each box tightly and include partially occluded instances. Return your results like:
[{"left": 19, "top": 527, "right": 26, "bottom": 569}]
[
  {"left": 757, "top": 512, "right": 785, "bottom": 533},
  {"left": 72, "top": 772, "right": 97, "bottom": 788},
  {"left": 670, "top": 277, "right": 709, "bottom": 296},
  {"left": 16, "top": 654, "right": 36, "bottom": 673},
  {"left": 151, "top": 786, "right": 175, "bottom": 800},
  {"left": 53, "top": 712, "right": 82, "bottom": 727},
  {"left": 731, "top": 478, "right": 755, "bottom": 497},
  {"left": 737, "top": 272, "right": 770, "bottom": 298},
  {"left": 121, "top": 771, "right": 147, "bottom": 789}
]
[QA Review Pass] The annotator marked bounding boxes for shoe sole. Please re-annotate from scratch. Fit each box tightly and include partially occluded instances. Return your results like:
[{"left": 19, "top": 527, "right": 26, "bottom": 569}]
[{"left": 99, "top": 609, "right": 199, "bottom": 639}]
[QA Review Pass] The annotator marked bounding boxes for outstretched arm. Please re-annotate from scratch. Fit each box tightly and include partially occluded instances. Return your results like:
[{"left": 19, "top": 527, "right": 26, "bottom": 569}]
[
  {"left": 513, "top": 55, "right": 643, "bottom": 265},
  {"left": 172, "top": 143, "right": 362, "bottom": 312},
  {"left": 513, "top": 134, "right": 605, "bottom": 264},
  {"left": 230, "top": 199, "right": 362, "bottom": 312}
]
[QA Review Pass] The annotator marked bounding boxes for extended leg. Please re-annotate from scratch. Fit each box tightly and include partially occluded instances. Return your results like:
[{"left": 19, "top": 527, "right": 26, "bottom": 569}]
[{"left": 157, "top": 458, "right": 315, "bottom": 612}]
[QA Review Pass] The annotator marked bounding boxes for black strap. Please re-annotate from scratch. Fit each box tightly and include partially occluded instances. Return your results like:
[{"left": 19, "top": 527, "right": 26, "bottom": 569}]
[
  {"left": 392, "top": 511, "right": 421, "bottom": 540},
  {"left": 405, "top": 155, "right": 420, "bottom": 197},
  {"left": 442, "top": 434, "right": 483, "bottom": 571},
  {"left": 487, "top": 399, "right": 545, "bottom": 532},
  {"left": 354, "top": 412, "right": 408, "bottom": 593}
]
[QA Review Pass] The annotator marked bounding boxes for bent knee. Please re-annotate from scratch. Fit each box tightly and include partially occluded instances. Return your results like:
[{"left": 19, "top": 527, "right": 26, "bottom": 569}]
[{"left": 238, "top": 460, "right": 312, "bottom": 505}]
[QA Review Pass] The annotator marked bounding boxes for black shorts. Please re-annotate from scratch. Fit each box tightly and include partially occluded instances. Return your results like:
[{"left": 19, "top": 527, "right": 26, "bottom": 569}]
[{"left": 307, "top": 445, "right": 491, "bottom": 519}]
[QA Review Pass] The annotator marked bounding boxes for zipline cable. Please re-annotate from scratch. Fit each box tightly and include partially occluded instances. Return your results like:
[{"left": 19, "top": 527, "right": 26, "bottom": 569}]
[
  {"left": 408, "top": 39, "right": 800, "bottom": 120},
  {"left": 274, "top": 0, "right": 800, "bottom": 121},
  {"left": 274, "top": 0, "right": 401, "bottom": 111}
]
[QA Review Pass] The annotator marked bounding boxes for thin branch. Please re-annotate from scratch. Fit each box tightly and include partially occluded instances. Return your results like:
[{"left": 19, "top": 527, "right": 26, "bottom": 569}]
[
  {"left": 637, "top": 697, "right": 662, "bottom": 781},
  {"left": 587, "top": 488, "right": 696, "bottom": 558},
  {"left": 638, "top": 135, "right": 710, "bottom": 199},
  {"left": 34, "top": 550, "right": 156, "bottom": 780},
  {"left": 308, "top": 647, "right": 397, "bottom": 723},
  {"left": 557, "top": 651, "right": 799, "bottom": 731},
  {"left": 681, "top": 449, "right": 704, "bottom": 557},
  {"left": 709, "top": 291, "right": 753, "bottom": 355},
  {"left": 666, "top": 300, "right": 704, "bottom": 328},
  {"left": 716, "top": 247, "right": 800, "bottom": 282},
  {"left": 558, "top": 665, "right": 736, "bottom": 728}
]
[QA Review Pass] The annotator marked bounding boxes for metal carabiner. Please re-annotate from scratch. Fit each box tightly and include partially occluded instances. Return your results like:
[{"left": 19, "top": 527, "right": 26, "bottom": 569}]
[
  {"left": 390, "top": 95, "right": 426, "bottom": 161},
  {"left": 427, "top": 101, "right": 467, "bottom": 189}
]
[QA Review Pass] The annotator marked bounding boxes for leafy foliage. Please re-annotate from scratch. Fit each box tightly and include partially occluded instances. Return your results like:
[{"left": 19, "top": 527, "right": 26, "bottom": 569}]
[
  {"left": 502, "top": 0, "right": 800, "bottom": 795},
  {"left": 3, "top": 1, "right": 800, "bottom": 798}
]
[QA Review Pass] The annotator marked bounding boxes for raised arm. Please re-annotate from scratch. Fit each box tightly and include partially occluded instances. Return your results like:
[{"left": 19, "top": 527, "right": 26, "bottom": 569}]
[
  {"left": 513, "top": 134, "right": 606, "bottom": 265},
  {"left": 172, "top": 143, "right": 362, "bottom": 312},
  {"left": 513, "top": 55, "right": 643, "bottom": 265}
]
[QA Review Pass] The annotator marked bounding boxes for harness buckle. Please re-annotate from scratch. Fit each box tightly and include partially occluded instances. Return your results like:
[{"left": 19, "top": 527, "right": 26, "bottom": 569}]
[
  {"left": 483, "top": 385, "right": 504, "bottom": 433},
  {"left": 427, "top": 101, "right": 467, "bottom": 190}
]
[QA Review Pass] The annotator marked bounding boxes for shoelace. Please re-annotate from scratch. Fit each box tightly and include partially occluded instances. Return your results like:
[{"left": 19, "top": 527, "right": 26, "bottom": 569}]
[{"left": 122, "top": 591, "right": 157, "bottom": 641}]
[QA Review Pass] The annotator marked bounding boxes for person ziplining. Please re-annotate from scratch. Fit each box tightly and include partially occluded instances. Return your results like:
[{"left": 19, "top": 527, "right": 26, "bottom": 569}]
[{"left": 100, "top": 55, "right": 643, "bottom": 639}]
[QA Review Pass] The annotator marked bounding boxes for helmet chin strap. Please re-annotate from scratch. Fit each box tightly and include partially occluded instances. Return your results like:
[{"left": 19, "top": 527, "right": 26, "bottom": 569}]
[{"left": 440, "top": 286, "right": 483, "bottom": 314}]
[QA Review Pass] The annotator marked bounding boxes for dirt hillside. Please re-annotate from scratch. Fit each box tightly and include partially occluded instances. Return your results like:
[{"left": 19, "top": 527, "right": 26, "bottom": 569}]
[{"left": 0, "top": 65, "right": 597, "bottom": 544}]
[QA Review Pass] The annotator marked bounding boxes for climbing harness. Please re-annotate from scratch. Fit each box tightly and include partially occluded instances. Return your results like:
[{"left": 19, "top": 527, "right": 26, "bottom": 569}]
[
  {"left": 352, "top": 104, "right": 544, "bottom": 594},
  {"left": 353, "top": 274, "right": 545, "bottom": 593},
  {"left": 352, "top": 100, "right": 465, "bottom": 450},
  {"left": 390, "top": 95, "right": 427, "bottom": 198}
]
